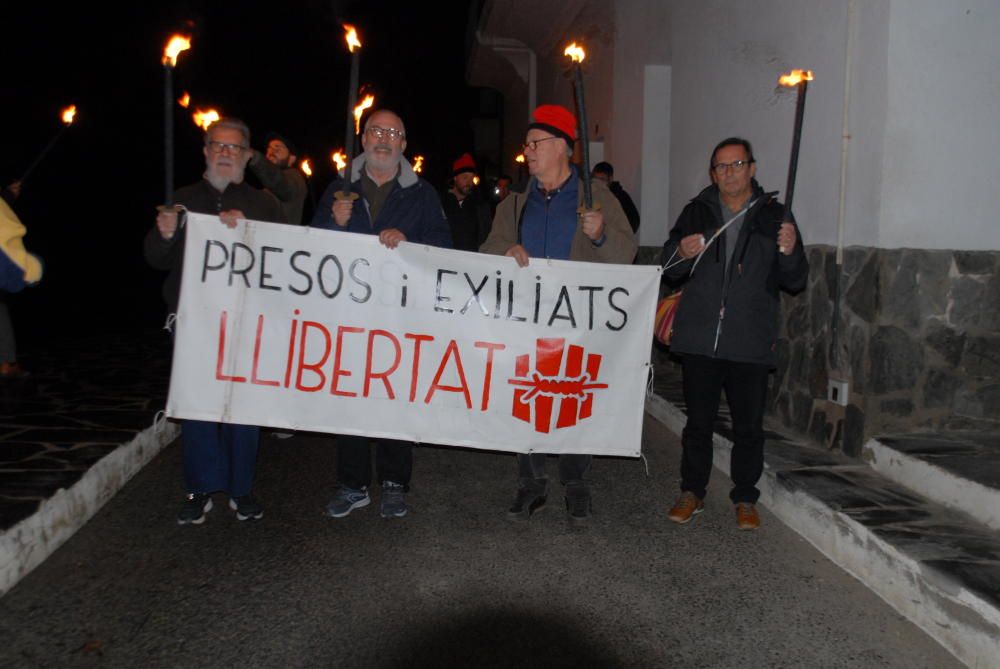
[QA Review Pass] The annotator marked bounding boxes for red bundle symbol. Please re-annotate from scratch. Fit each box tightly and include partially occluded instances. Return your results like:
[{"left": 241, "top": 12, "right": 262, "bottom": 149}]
[{"left": 507, "top": 338, "right": 608, "bottom": 433}]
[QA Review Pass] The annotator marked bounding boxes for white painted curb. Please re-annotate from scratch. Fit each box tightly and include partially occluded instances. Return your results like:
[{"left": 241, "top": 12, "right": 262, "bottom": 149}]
[{"left": 0, "top": 421, "right": 179, "bottom": 597}]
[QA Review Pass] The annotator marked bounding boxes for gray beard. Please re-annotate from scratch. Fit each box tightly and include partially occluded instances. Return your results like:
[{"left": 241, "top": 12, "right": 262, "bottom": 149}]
[{"left": 204, "top": 167, "right": 244, "bottom": 192}]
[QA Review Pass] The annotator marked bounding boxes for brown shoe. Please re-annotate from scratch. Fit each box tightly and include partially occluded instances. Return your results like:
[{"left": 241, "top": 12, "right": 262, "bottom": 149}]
[
  {"left": 667, "top": 492, "right": 704, "bottom": 524},
  {"left": 735, "top": 503, "right": 760, "bottom": 530}
]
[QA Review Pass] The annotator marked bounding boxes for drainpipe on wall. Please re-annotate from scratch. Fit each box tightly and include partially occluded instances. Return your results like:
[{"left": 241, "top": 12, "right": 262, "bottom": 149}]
[
  {"left": 474, "top": 30, "right": 537, "bottom": 122},
  {"left": 831, "top": 0, "right": 856, "bottom": 371}
]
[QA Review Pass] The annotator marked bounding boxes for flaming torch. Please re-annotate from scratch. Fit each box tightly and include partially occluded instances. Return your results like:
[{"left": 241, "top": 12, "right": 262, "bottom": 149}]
[
  {"left": 20, "top": 104, "right": 77, "bottom": 184},
  {"left": 778, "top": 68, "right": 814, "bottom": 250},
  {"left": 178, "top": 92, "right": 190, "bottom": 108},
  {"left": 331, "top": 150, "right": 347, "bottom": 172},
  {"left": 338, "top": 24, "right": 363, "bottom": 201},
  {"left": 300, "top": 158, "right": 316, "bottom": 208},
  {"left": 162, "top": 34, "right": 191, "bottom": 206},
  {"left": 564, "top": 42, "right": 593, "bottom": 209},
  {"left": 192, "top": 109, "right": 221, "bottom": 131},
  {"left": 412, "top": 155, "right": 424, "bottom": 174}
]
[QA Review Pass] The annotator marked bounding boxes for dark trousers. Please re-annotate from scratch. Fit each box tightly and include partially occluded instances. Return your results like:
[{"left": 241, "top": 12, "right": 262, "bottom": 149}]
[
  {"left": 182, "top": 419, "right": 260, "bottom": 497},
  {"left": 679, "top": 354, "right": 770, "bottom": 504},
  {"left": 337, "top": 434, "right": 412, "bottom": 490},
  {"left": 517, "top": 453, "right": 592, "bottom": 489}
]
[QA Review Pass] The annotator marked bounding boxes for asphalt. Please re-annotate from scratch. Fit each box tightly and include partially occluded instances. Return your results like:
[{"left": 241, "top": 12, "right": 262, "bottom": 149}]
[{"left": 0, "top": 417, "right": 959, "bottom": 668}]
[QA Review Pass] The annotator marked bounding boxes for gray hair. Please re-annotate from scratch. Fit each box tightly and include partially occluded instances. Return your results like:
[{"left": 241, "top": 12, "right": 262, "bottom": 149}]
[
  {"left": 363, "top": 109, "right": 406, "bottom": 138},
  {"left": 205, "top": 117, "right": 251, "bottom": 147}
]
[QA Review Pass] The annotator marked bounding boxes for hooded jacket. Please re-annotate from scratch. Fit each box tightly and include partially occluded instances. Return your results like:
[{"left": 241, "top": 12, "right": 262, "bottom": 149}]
[
  {"left": 660, "top": 181, "right": 808, "bottom": 367},
  {"left": 310, "top": 154, "right": 452, "bottom": 249}
]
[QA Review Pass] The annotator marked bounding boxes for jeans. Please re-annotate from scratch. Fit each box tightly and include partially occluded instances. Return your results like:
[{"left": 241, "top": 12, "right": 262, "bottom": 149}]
[
  {"left": 336, "top": 434, "right": 413, "bottom": 490},
  {"left": 182, "top": 419, "right": 260, "bottom": 497},
  {"left": 679, "top": 354, "right": 770, "bottom": 504},
  {"left": 516, "top": 453, "right": 592, "bottom": 490}
]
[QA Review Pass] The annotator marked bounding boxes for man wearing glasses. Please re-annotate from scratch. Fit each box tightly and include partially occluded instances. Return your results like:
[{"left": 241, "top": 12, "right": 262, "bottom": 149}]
[
  {"left": 480, "top": 104, "right": 637, "bottom": 524},
  {"left": 660, "top": 137, "right": 808, "bottom": 530},
  {"left": 312, "top": 109, "right": 451, "bottom": 520},
  {"left": 144, "top": 118, "right": 284, "bottom": 525}
]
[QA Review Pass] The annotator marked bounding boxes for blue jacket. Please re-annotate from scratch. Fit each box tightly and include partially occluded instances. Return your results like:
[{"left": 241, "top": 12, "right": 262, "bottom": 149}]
[{"left": 311, "top": 155, "right": 452, "bottom": 248}]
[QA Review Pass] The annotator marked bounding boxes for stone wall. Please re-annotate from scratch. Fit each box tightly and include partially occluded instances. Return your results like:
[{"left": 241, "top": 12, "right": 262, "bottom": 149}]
[
  {"left": 639, "top": 243, "right": 1000, "bottom": 458},
  {"left": 773, "top": 246, "right": 1000, "bottom": 456}
]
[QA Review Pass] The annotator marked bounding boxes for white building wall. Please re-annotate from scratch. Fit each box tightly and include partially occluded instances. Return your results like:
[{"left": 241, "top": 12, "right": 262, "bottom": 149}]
[{"left": 879, "top": 0, "right": 1000, "bottom": 250}]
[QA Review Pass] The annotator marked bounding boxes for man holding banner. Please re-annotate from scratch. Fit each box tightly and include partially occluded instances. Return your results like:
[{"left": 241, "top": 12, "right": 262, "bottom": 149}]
[
  {"left": 661, "top": 137, "right": 807, "bottom": 530},
  {"left": 312, "top": 109, "right": 451, "bottom": 519},
  {"left": 481, "top": 104, "right": 636, "bottom": 523},
  {"left": 145, "top": 117, "right": 284, "bottom": 525}
]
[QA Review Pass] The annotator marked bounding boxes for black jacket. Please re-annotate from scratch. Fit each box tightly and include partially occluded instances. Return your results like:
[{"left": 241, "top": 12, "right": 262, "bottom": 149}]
[
  {"left": 144, "top": 179, "right": 284, "bottom": 313},
  {"left": 660, "top": 181, "right": 808, "bottom": 366}
]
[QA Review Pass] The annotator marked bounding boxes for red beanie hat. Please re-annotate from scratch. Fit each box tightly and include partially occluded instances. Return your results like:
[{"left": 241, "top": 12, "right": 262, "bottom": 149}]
[
  {"left": 527, "top": 104, "right": 577, "bottom": 147},
  {"left": 452, "top": 153, "right": 477, "bottom": 176}
]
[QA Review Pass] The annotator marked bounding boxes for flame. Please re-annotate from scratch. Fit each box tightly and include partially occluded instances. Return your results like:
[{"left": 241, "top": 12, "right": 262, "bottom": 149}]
[
  {"left": 332, "top": 150, "right": 347, "bottom": 171},
  {"left": 472, "top": 175, "right": 480, "bottom": 186},
  {"left": 300, "top": 159, "right": 313, "bottom": 177},
  {"left": 60, "top": 105, "right": 77, "bottom": 125},
  {"left": 162, "top": 34, "right": 191, "bottom": 67},
  {"left": 412, "top": 155, "right": 424, "bottom": 173},
  {"left": 778, "top": 69, "right": 814, "bottom": 87},
  {"left": 515, "top": 154, "right": 525, "bottom": 164},
  {"left": 178, "top": 92, "right": 190, "bottom": 108},
  {"left": 353, "top": 94, "right": 375, "bottom": 134},
  {"left": 344, "top": 24, "right": 362, "bottom": 53},
  {"left": 564, "top": 42, "right": 586, "bottom": 63},
  {"left": 192, "top": 109, "right": 221, "bottom": 130}
]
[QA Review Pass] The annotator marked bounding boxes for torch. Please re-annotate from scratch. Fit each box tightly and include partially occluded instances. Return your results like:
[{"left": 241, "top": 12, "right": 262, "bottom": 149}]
[
  {"left": 778, "top": 68, "right": 814, "bottom": 251},
  {"left": 337, "top": 24, "right": 362, "bottom": 201},
  {"left": 564, "top": 42, "right": 593, "bottom": 210},
  {"left": 192, "top": 108, "right": 221, "bottom": 131},
  {"left": 20, "top": 105, "right": 77, "bottom": 184},
  {"left": 162, "top": 34, "right": 191, "bottom": 207},
  {"left": 412, "top": 155, "right": 424, "bottom": 174},
  {"left": 300, "top": 158, "right": 316, "bottom": 209}
]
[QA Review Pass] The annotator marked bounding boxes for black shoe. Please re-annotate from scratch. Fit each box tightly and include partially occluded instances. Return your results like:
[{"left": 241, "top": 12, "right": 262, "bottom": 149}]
[
  {"left": 565, "top": 485, "right": 592, "bottom": 524},
  {"left": 507, "top": 484, "right": 547, "bottom": 520},
  {"left": 229, "top": 495, "right": 263, "bottom": 521},
  {"left": 177, "top": 493, "right": 212, "bottom": 525}
]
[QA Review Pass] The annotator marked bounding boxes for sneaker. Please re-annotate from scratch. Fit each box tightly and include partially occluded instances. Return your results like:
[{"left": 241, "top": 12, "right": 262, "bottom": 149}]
[
  {"left": 506, "top": 482, "right": 548, "bottom": 520},
  {"left": 326, "top": 486, "right": 370, "bottom": 518},
  {"left": 177, "top": 493, "right": 213, "bottom": 525},
  {"left": 735, "top": 502, "right": 760, "bottom": 530},
  {"left": 380, "top": 481, "right": 408, "bottom": 518},
  {"left": 565, "top": 484, "right": 592, "bottom": 524},
  {"left": 667, "top": 492, "right": 704, "bottom": 524},
  {"left": 229, "top": 495, "right": 264, "bottom": 521}
]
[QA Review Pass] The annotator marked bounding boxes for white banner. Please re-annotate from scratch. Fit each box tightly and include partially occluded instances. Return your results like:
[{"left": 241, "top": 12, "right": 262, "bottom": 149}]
[{"left": 167, "top": 214, "right": 660, "bottom": 457}]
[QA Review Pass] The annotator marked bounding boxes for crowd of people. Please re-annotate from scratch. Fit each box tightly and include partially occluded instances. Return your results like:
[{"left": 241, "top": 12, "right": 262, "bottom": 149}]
[{"left": 144, "top": 101, "right": 806, "bottom": 532}]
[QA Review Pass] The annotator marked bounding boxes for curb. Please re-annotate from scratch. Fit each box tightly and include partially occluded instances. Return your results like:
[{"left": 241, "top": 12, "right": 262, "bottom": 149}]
[
  {"left": 645, "top": 393, "right": 1000, "bottom": 669},
  {"left": 0, "top": 421, "right": 180, "bottom": 597}
]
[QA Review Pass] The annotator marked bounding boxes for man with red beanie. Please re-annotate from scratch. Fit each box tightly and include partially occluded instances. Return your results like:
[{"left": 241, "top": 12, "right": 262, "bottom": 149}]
[
  {"left": 442, "top": 152, "right": 491, "bottom": 251},
  {"left": 480, "top": 104, "right": 637, "bottom": 523}
]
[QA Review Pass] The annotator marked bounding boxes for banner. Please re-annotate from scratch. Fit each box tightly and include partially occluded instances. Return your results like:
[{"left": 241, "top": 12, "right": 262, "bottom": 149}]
[{"left": 167, "top": 214, "right": 660, "bottom": 457}]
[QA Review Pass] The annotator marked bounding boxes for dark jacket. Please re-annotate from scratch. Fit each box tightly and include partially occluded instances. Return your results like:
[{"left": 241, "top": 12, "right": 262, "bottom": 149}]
[
  {"left": 609, "top": 181, "right": 640, "bottom": 233},
  {"left": 660, "top": 181, "right": 808, "bottom": 366},
  {"left": 144, "top": 179, "right": 284, "bottom": 313},
  {"left": 248, "top": 151, "right": 308, "bottom": 225},
  {"left": 310, "top": 155, "right": 452, "bottom": 248},
  {"left": 442, "top": 190, "right": 491, "bottom": 252}
]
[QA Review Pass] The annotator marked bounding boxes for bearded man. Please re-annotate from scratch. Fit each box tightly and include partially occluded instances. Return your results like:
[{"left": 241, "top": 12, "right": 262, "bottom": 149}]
[{"left": 144, "top": 117, "right": 284, "bottom": 526}]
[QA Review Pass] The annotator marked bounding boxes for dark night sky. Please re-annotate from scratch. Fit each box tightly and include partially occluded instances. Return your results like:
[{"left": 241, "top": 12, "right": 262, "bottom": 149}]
[{"left": 1, "top": 1, "right": 477, "bottom": 343}]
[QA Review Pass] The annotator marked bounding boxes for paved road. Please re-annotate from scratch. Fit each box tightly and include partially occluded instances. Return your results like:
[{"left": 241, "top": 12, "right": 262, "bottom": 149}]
[{"left": 0, "top": 415, "right": 958, "bottom": 668}]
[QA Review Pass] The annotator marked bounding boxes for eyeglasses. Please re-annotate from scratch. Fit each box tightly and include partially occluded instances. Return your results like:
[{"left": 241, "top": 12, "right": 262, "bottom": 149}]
[
  {"left": 206, "top": 141, "right": 248, "bottom": 155},
  {"left": 366, "top": 126, "right": 405, "bottom": 141},
  {"left": 711, "top": 159, "right": 753, "bottom": 175},
  {"left": 522, "top": 136, "right": 562, "bottom": 152}
]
